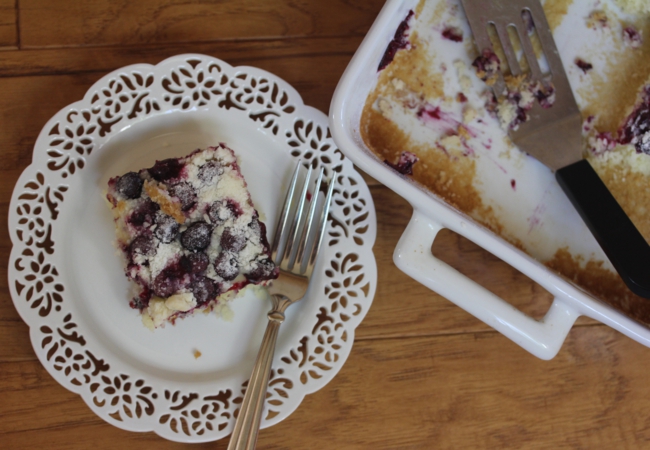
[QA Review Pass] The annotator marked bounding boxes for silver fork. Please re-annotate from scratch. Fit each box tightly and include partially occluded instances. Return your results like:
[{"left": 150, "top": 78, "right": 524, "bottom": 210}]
[
  {"left": 227, "top": 162, "right": 335, "bottom": 450},
  {"left": 461, "top": 0, "right": 650, "bottom": 298}
]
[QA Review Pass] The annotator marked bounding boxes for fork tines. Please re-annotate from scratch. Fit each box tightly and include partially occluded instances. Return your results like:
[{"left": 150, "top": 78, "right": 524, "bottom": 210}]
[{"left": 271, "top": 162, "right": 335, "bottom": 276}]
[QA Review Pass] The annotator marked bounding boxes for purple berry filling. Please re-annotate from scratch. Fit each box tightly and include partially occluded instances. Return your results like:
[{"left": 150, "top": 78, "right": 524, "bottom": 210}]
[
  {"left": 472, "top": 49, "right": 500, "bottom": 82},
  {"left": 534, "top": 84, "right": 555, "bottom": 109},
  {"left": 214, "top": 251, "right": 239, "bottom": 281},
  {"left": 152, "top": 265, "right": 187, "bottom": 298},
  {"left": 221, "top": 227, "right": 246, "bottom": 252},
  {"left": 181, "top": 221, "right": 213, "bottom": 251},
  {"left": 207, "top": 199, "right": 242, "bottom": 225},
  {"left": 129, "top": 234, "right": 157, "bottom": 258},
  {"left": 198, "top": 160, "right": 224, "bottom": 183},
  {"left": 575, "top": 58, "right": 593, "bottom": 73},
  {"left": 623, "top": 26, "right": 642, "bottom": 48},
  {"left": 169, "top": 181, "right": 197, "bottom": 211},
  {"left": 154, "top": 213, "right": 180, "bottom": 243},
  {"left": 129, "top": 199, "right": 160, "bottom": 227},
  {"left": 190, "top": 276, "right": 218, "bottom": 306},
  {"left": 378, "top": 10, "right": 414, "bottom": 71},
  {"left": 385, "top": 151, "right": 419, "bottom": 176},
  {"left": 180, "top": 252, "right": 209, "bottom": 274},
  {"left": 116, "top": 172, "right": 143, "bottom": 199},
  {"left": 619, "top": 86, "right": 650, "bottom": 155},
  {"left": 246, "top": 258, "right": 276, "bottom": 282},
  {"left": 441, "top": 26, "right": 463, "bottom": 42},
  {"left": 148, "top": 158, "right": 184, "bottom": 182}
]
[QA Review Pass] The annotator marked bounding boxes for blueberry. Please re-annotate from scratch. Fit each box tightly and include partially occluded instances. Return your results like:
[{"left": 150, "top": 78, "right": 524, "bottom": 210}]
[
  {"left": 180, "top": 252, "right": 209, "bottom": 274},
  {"left": 189, "top": 276, "right": 217, "bottom": 306},
  {"left": 169, "top": 182, "right": 197, "bottom": 211},
  {"left": 472, "top": 49, "right": 501, "bottom": 81},
  {"left": 385, "top": 151, "right": 419, "bottom": 176},
  {"left": 131, "top": 285, "right": 152, "bottom": 310},
  {"left": 198, "top": 161, "right": 224, "bottom": 183},
  {"left": 116, "top": 172, "right": 144, "bottom": 199},
  {"left": 128, "top": 199, "right": 160, "bottom": 227},
  {"left": 129, "top": 234, "right": 157, "bottom": 258},
  {"left": 250, "top": 218, "right": 271, "bottom": 250},
  {"left": 220, "top": 227, "right": 246, "bottom": 252},
  {"left": 154, "top": 213, "right": 180, "bottom": 243},
  {"left": 207, "top": 201, "right": 231, "bottom": 224},
  {"left": 246, "top": 258, "right": 276, "bottom": 282},
  {"left": 214, "top": 251, "right": 239, "bottom": 281},
  {"left": 151, "top": 262, "right": 193, "bottom": 298},
  {"left": 180, "top": 221, "right": 213, "bottom": 251},
  {"left": 148, "top": 158, "right": 183, "bottom": 182},
  {"left": 227, "top": 200, "right": 243, "bottom": 218},
  {"left": 152, "top": 270, "right": 180, "bottom": 298},
  {"left": 207, "top": 199, "right": 242, "bottom": 224}
]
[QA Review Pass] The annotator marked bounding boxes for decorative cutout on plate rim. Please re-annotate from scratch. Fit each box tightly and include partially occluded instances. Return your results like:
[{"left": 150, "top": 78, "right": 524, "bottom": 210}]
[{"left": 8, "top": 54, "right": 377, "bottom": 443}]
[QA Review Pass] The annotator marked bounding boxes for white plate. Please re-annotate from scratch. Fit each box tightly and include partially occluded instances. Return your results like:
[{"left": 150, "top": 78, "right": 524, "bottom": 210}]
[
  {"left": 330, "top": 0, "right": 650, "bottom": 360},
  {"left": 9, "top": 54, "right": 377, "bottom": 442}
]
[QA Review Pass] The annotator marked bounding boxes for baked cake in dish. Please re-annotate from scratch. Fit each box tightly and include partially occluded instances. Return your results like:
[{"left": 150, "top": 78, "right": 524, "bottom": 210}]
[
  {"left": 360, "top": 0, "right": 650, "bottom": 324},
  {"left": 106, "top": 144, "right": 278, "bottom": 329}
]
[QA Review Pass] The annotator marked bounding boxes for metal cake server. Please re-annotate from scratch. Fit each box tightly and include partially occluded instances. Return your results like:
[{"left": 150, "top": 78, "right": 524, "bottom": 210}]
[{"left": 460, "top": 0, "right": 650, "bottom": 298}]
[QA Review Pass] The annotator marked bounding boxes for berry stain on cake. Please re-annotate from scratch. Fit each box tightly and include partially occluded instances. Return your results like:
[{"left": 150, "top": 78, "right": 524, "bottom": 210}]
[
  {"left": 106, "top": 144, "right": 278, "bottom": 329},
  {"left": 378, "top": 10, "right": 415, "bottom": 71}
]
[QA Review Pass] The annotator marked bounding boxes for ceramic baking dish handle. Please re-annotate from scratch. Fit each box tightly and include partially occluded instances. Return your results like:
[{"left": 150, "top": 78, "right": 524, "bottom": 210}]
[{"left": 393, "top": 210, "right": 580, "bottom": 360}]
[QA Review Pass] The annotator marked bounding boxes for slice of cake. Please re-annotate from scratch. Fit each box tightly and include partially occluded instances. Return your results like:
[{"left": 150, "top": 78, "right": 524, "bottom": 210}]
[{"left": 106, "top": 144, "right": 278, "bottom": 329}]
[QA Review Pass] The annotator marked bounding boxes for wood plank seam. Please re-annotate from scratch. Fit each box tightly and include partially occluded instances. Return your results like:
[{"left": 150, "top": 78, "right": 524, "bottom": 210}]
[
  {"left": 15, "top": 0, "right": 19, "bottom": 49},
  {"left": 16, "top": 32, "right": 370, "bottom": 51},
  {"left": 0, "top": 36, "right": 362, "bottom": 78},
  {"left": 353, "top": 321, "right": 608, "bottom": 342}
]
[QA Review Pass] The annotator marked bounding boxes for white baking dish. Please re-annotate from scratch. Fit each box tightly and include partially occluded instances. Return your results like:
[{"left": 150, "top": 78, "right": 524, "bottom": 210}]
[{"left": 329, "top": 0, "right": 650, "bottom": 359}]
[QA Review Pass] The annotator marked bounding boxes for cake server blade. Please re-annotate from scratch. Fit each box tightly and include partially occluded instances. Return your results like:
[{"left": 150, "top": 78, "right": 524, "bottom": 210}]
[{"left": 460, "top": 0, "right": 650, "bottom": 298}]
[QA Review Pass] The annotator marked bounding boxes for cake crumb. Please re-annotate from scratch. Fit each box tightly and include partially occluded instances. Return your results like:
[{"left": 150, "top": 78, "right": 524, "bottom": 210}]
[
  {"left": 615, "top": 0, "right": 650, "bottom": 15},
  {"left": 144, "top": 180, "right": 185, "bottom": 223},
  {"left": 376, "top": 97, "right": 393, "bottom": 118},
  {"left": 623, "top": 26, "right": 643, "bottom": 48},
  {"left": 193, "top": 349, "right": 202, "bottom": 359},
  {"left": 214, "top": 302, "right": 235, "bottom": 321},
  {"left": 391, "top": 78, "right": 406, "bottom": 91},
  {"left": 586, "top": 11, "right": 608, "bottom": 29},
  {"left": 462, "top": 105, "right": 478, "bottom": 123},
  {"left": 440, "top": 135, "right": 465, "bottom": 156}
]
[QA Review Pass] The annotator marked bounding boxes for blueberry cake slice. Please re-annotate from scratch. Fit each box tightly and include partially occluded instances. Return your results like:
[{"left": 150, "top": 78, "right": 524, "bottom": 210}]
[{"left": 106, "top": 144, "right": 278, "bottom": 329}]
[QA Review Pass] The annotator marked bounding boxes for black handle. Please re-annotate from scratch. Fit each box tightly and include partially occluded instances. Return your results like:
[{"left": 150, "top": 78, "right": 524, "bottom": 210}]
[{"left": 556, "top": 159, "right": 650, "bottom": 298}]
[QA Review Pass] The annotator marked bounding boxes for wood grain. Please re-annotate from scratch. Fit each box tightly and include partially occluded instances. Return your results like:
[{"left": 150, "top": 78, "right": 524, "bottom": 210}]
[
  {"left": 3, "top": 0, "right": 650, "bottom": 448},
  {"left": 261, "top": 326, "right": 650, "bottom": 450},
  {"left": 0, "top": 0, "right": 16, "bottom": 48},
  {"left": 2, "top": 326, "right": 650, "bottom": 449},
  {"left": 0, "top": 45, "right": 360, "bottom": 175},
  {"left": 0, "top": 35, "right": 366, "bottom": 77},
  {"left": 19, "top": 0, "right": 384, "bottom": 48}
]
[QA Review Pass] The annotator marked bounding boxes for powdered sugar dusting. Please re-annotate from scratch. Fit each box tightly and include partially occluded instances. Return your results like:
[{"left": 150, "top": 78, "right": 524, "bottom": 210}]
[{"left": 106, "top": 144, "right": 278, "bottom": 328}]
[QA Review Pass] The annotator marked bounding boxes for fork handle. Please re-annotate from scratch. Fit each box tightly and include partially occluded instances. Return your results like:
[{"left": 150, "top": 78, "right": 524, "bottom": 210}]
[
  {"left": 228, "top": 294, "right": 292, "bottom": 450},
  {"left": 556, "top": 159, "right": 650, "bottom": 298}
]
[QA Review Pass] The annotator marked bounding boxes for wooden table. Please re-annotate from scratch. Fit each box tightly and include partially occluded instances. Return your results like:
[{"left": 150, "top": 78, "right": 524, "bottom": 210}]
[{"left": 3, "top": 1, "right": 650, "bottom": 448}]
